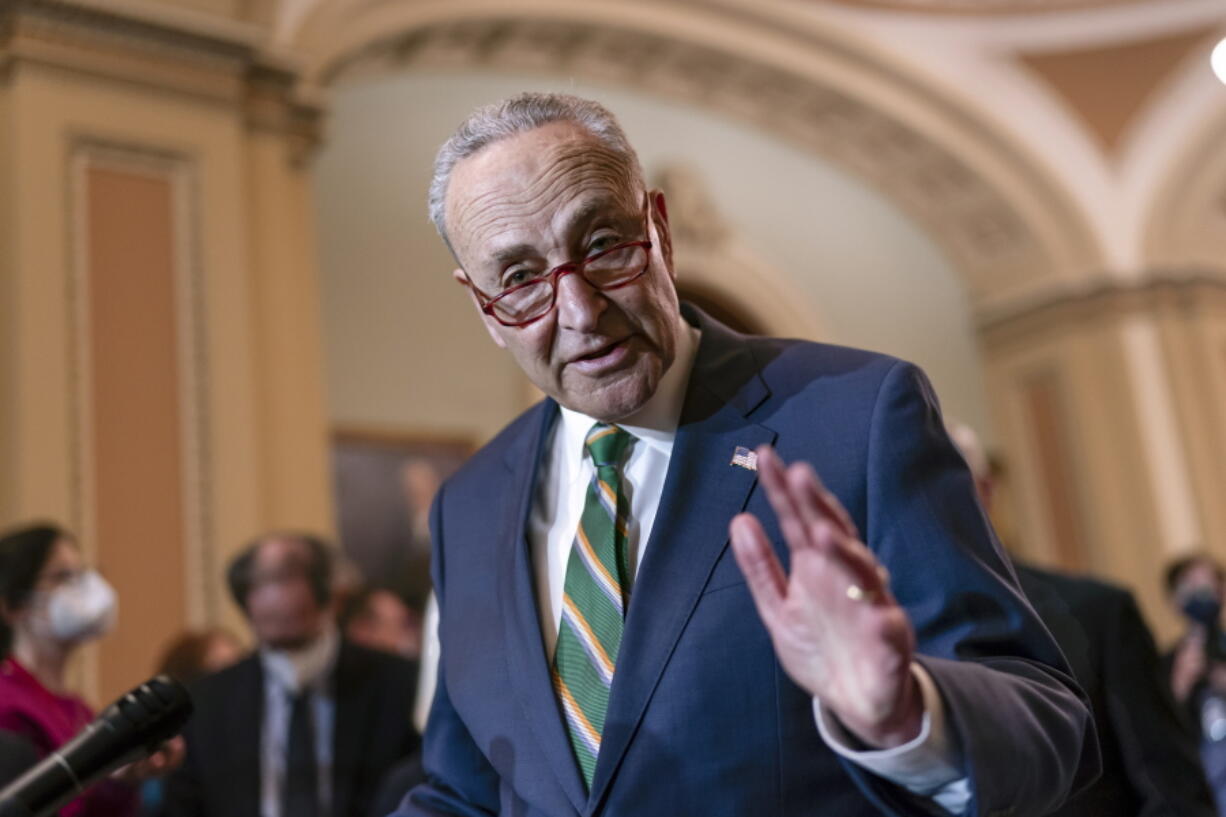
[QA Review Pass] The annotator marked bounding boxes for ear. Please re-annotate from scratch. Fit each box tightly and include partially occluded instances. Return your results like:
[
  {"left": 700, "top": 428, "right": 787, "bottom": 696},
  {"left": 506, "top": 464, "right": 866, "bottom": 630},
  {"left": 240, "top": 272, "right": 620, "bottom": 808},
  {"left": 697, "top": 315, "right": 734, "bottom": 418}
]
[
  {"left": 650, "top": 190, "right": 675, "bottom": 279},
  {"left": 453, "top": 268, "right": 508, "bottom": 349}
]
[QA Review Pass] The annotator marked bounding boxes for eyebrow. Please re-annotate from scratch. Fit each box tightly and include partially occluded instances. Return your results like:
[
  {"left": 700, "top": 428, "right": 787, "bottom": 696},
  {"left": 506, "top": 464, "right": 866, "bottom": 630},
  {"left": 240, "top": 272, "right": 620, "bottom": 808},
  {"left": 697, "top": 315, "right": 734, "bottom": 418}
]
[
  {"left": 491, "top": 243, "right": 540, "bottom": 266},
  {"left": 486, "top": 197, "right": 636, "bottom": 268}
]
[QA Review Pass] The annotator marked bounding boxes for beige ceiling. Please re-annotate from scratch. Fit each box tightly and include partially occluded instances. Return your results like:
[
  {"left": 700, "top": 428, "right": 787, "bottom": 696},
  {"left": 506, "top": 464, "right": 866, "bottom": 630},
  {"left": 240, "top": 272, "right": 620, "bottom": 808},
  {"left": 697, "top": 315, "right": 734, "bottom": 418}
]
[
  {"left": 826, "top": 0, "right": 1151, "bottom": 12},
  {"left": 1019, "top": 27, "right": 1218, "bottom": 152}
]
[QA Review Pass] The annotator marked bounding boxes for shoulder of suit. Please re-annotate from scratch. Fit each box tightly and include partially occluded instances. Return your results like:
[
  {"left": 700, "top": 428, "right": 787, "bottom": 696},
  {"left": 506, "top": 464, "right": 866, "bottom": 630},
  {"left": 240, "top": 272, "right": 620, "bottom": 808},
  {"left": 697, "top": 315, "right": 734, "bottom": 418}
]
[
  {"left": 337, "top": 639, "right": 419, "bottom": 682},
  {"left": 194, "top": 651, "right": 260, "bottom": 686},
  {"left": 734, "top": 335, "right": 920, "bottom": 414},
  {"left": 1016, "top": 563, "right": 1133, "bottom": 610}
]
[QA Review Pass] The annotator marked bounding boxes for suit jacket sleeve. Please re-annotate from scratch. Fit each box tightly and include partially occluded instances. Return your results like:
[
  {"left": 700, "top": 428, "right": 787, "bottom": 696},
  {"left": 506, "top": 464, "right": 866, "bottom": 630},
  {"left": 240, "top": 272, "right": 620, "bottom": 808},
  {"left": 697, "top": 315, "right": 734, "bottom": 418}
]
[
  {"left": 839, "top": 360, "right": 1099, "bottom": 817},
  {"left": 160, "top": 705, "right": 205, "bottom": 817},
  {"left": 392, "top": 482, "right": 501, "bottom": 817},
  {"left": 1103, "top": 591, "right": 1215, "bottom": 817}
]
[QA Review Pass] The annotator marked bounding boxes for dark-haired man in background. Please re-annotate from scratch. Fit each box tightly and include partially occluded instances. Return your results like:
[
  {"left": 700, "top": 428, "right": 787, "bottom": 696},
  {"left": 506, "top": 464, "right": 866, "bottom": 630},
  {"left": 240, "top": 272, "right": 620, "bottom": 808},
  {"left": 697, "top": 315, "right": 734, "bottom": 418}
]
[{"left": 161, "top": 532, "right": 420, "bottom": 817}]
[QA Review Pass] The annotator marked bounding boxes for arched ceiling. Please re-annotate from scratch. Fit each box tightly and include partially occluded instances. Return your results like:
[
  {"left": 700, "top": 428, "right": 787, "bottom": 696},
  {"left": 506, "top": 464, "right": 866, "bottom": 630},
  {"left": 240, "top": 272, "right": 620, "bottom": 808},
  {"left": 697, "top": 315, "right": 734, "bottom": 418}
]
[
  {"left": 286, "top": 0, "right": 1119, "bottom": 317},
  {"left": 273, "top": 0, "right": 1226, "bottom": 319},
  {"left": 824, "top": 0, "right": 1150, "bottom": 13}
]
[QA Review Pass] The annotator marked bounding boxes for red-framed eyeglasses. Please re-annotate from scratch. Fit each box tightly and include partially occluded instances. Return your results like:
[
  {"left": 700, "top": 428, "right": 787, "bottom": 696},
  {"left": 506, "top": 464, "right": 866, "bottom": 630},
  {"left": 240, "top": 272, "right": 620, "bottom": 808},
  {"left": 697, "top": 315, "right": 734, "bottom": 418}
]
[{"left": 463, "top": 203, "right": 654, "bottom": 328}]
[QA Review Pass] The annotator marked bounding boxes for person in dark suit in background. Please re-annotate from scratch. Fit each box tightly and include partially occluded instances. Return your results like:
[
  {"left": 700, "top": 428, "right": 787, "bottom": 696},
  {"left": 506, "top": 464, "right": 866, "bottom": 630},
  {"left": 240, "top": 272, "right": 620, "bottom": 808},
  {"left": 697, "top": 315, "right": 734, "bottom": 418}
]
[
  {"left": 1164, "top": 552, "right": 1226, "bottom": 813},
  {"left": 161, "top": 532, "right": 420, "bottom": 817},
  {"left": 393, "top": 91, "right": 1099, "bottom": 817},
  {"left": 948, "top": 422, "right": 1215, "bottom": 817}
]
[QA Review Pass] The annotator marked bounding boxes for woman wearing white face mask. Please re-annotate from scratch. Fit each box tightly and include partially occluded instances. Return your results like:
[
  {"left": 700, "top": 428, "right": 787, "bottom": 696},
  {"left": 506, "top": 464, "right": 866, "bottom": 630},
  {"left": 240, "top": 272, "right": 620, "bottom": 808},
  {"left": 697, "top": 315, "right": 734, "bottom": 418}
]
[{"left": 0, "top": 522, "right": 136, "bottom": 817}]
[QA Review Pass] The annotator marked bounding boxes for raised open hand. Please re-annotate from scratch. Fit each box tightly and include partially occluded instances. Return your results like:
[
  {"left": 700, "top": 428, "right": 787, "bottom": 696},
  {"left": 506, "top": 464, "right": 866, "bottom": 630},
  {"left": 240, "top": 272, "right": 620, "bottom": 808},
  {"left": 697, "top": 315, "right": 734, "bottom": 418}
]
[{"left": 730, "top": 445, "right": 922, "bottom": 749}]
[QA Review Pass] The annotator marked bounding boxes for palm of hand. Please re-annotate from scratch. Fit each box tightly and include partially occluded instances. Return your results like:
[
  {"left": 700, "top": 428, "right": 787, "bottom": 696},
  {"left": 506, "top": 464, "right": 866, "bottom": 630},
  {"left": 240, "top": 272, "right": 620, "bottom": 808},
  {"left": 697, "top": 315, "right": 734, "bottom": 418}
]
[
  {"left": 730, "top": 446, "right": 922, "bottom": 748},
  {"left": 770, "top": 545, "right": 917, "bottom": 740}
]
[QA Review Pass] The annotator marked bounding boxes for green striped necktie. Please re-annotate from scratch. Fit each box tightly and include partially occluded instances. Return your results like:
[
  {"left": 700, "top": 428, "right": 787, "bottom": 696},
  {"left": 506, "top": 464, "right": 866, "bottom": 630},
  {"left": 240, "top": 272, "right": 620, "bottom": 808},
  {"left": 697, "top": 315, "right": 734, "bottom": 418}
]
[{"left": 552, "top": 422, "right": 635, "bottom": 789}]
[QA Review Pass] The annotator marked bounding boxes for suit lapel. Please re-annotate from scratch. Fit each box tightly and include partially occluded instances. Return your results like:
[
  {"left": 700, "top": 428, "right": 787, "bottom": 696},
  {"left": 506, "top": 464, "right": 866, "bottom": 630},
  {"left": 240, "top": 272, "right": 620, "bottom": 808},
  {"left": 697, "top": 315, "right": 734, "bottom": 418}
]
[
  {"left": 588, "top": 317, "right": 775, "bottom": 810},
  {"left": 497, "top": 400, "right": 590, "bottom": 814},
  {"left": 331, "top": 641, "right": 364, "bottom": 817},
  {"left": 230, "top": 656, "right": 264, "bottom": 817}
]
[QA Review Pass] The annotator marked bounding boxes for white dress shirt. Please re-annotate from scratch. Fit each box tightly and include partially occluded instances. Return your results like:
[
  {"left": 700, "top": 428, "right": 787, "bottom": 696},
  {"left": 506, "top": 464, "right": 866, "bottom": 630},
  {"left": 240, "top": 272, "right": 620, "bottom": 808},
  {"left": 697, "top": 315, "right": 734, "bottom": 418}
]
[
  {"left": 527, "top": 317, "right": 971, "bottom": 813},
  {"left": 259, "top": 625, "right": 340, "bottom": 817}
]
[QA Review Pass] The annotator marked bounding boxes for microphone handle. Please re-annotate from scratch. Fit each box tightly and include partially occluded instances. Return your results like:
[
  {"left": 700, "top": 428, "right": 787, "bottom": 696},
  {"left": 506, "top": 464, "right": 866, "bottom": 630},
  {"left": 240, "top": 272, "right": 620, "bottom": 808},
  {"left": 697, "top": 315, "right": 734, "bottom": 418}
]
[
  {"left": 0, "top": 675, "right": 190, "bottom": 817},
  {"left": 0, "top": 799, "right": 32, "bottom": 817},
  {"left": 0, "top": 723, "right": 151, "bottom": 817},
  {"left": 0, "top": 745, "right": 88, "bottom": 817}
]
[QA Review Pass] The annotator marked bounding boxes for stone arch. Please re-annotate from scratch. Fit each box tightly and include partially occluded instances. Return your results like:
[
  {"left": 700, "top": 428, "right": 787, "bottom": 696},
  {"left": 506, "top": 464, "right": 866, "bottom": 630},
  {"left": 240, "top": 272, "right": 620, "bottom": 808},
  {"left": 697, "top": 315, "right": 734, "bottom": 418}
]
[
  {"left": 282, "top": 0, "right": 1107, "bottom": 318},
  {"left": 1127, "top": 30, "right": 1226, "bottom": 273}
]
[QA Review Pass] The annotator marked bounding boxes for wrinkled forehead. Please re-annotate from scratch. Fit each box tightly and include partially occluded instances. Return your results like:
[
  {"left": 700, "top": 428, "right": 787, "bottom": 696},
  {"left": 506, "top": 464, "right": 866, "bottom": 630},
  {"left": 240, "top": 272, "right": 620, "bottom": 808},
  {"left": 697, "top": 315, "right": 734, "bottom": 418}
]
[{"left": 445, "top": 123, "right": 642, "bottom": 265}]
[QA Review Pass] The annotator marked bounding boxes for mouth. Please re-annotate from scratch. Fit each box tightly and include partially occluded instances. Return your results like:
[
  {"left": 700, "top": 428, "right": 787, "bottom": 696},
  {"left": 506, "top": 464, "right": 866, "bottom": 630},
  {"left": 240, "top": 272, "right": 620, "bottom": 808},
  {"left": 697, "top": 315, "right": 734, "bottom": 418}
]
[{"left": 568, "top": 337, "right": 634, "bottom": 374}]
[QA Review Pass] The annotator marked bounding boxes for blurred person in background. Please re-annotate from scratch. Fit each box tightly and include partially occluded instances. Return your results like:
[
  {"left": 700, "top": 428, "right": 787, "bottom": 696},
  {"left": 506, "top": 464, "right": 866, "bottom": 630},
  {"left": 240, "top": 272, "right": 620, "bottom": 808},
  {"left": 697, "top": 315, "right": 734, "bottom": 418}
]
[
  {"left": 0, "top": 522, "right": 181, "bottom": 817},
  {"left": 161, "top": 531, "right": 420, "bottom": 817},
  {"left": 339, "top": 587, "right": 422, "bottom": 662},
  {"left": 1165, "top": 553, "right": 1226, "bottom": 812},
  {"left": 338, "top": 588, "right": 429, "bottom": 816},
  {"left": 948, "top": 424, "right": 1215, "bottom": 817},
  {"left": 140, "top": 628, "right": 245, "bottom": 816}
]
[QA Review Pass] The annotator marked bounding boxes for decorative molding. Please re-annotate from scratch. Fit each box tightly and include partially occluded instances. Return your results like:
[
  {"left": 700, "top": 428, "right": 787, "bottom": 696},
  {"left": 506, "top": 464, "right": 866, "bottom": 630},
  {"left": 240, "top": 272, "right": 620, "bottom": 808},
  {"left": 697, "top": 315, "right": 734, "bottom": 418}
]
[
  {"left": 244, "top": 60, "right": 324, "bottom": 163},
  {"left": 654, "top": 162, "right": 825, "bottom": 341},
  {"left": 825, "top": 0, "right": 1149, "bottom": 11},
  {"left": 0, "top": 0, "right": 323, "bottom": 146},
  {"left": 320, "top": 15, "right": 1057, "bottom": 307},
  {"left": 978, "top": 270, "right": 1226, "bottom": 347},
  {"left": 66, "top": 137, "right": 215, "bottom": 636}
]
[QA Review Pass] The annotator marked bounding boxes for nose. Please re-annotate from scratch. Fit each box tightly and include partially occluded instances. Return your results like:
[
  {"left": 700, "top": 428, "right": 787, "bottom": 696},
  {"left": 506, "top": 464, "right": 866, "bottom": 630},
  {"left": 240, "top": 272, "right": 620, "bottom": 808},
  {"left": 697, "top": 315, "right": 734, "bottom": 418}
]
[{"left": 554, "top": 268, "right": 608, "bottom": 332}]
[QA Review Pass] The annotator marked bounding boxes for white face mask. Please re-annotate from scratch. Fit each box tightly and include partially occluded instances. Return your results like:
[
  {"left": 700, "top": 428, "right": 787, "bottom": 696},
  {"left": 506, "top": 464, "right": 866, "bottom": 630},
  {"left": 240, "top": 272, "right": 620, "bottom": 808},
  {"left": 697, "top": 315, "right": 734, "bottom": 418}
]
[{"left": 32, "top": 570, "right": 118, "bottom": 644}]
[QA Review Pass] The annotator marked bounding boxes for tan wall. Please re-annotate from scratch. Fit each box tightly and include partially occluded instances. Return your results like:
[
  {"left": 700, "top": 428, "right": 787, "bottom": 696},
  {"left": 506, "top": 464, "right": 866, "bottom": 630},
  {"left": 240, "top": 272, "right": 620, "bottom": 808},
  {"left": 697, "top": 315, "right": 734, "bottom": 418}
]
[
  {"left": 0, "top": 7, "right": 334, "bottom": 703},
  {"left": 0, "top": 79, "right": 16, "bottom": 527},
  {"left": 85, "top": 166, "right": 190, "bottom": 699},
  {"left": 1158, "top": 285, "right": 1226, "bottom": 557},
  {"left": 982, "top": 282, "right": 1226, "bottom": 642}
]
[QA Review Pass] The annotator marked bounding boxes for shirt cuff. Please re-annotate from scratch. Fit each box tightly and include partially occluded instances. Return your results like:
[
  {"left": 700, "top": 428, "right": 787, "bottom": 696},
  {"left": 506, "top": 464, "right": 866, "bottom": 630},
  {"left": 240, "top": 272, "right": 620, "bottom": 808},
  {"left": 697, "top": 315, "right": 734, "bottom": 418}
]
[{"left": 813, "top": 663, "right": 967, "bottom": 800}]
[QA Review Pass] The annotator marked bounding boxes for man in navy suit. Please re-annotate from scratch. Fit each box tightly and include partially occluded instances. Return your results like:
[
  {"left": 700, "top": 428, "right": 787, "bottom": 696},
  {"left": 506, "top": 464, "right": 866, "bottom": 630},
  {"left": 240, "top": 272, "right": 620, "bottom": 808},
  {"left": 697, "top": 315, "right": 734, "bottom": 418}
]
[{"left": 394, "top": 92, "right": 1098, "bottom": 816}]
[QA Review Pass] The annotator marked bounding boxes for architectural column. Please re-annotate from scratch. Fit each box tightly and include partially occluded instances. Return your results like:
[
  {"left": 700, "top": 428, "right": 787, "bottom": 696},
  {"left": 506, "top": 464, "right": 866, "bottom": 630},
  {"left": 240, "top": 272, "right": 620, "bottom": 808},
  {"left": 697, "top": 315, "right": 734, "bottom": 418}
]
[
  {"left": 980, "top": 276, "right": 1226, "bottom": 639},
  {"left": 0, "top": 0, "right": 333, "bottom": 702}
]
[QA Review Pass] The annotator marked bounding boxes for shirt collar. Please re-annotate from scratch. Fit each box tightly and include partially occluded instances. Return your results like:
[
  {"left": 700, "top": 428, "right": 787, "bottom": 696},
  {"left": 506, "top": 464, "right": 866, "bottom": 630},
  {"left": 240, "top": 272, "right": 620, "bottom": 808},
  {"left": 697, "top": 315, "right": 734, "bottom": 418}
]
[
  {"left": 556, "top": 316, "right": 700, "bottom": 458},
  {"left": 260, "top": 621, "right": 339, "bottom": 695}
]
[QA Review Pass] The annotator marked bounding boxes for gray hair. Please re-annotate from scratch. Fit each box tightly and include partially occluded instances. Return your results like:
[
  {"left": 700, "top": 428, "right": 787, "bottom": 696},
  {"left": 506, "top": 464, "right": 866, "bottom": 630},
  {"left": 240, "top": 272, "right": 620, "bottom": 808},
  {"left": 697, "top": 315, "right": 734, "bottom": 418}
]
[{"left": 427, "top": 92, "right": 645, "bottom": 254}]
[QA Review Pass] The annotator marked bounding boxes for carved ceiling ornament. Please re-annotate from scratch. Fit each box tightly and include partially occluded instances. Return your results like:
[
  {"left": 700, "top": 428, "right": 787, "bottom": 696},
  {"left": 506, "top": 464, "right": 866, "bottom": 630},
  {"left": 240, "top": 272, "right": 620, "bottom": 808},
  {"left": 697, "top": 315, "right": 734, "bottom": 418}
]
[
  {"left": 825, "top": 0, "right": 1148, "bottom": 11},
  {"left": 652, "top": 162, "right": 825, "bottom": 341},
  {"left": 319, "top": 15, "right": 1079, "bottom": 313},
  {"left": 0, "top": 0, "right": 323, "bottom": 152}
]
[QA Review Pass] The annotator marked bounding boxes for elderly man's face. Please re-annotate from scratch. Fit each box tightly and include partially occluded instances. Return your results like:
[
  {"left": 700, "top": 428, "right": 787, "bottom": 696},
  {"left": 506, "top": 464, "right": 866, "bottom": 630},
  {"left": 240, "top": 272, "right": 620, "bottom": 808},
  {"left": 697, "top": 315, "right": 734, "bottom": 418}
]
[{"left": 445, "top": 121, "right": 683, "bottom": 421}]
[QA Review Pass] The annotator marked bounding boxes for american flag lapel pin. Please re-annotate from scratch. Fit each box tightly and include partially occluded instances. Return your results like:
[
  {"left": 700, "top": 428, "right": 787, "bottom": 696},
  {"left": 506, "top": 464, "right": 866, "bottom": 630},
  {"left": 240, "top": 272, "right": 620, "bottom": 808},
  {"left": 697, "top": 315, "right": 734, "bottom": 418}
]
[{"left": 730, "top": 446, "right": 758, "bottom": 471}]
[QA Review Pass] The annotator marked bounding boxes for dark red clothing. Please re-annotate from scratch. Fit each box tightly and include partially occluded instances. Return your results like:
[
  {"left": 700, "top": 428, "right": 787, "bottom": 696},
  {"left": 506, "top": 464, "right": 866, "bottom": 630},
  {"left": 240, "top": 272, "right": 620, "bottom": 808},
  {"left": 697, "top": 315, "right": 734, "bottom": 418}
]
[{"left": 0, "top": 658, "right": 137, "bottom": 817}]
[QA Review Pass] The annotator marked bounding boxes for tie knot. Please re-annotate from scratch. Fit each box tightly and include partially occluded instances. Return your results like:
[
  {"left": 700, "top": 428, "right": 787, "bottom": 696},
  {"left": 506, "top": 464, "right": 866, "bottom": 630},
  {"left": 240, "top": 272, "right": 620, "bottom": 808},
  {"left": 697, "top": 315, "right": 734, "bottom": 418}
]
[{"left": 585, "top": 423, "right": 633, "bottom": 469}]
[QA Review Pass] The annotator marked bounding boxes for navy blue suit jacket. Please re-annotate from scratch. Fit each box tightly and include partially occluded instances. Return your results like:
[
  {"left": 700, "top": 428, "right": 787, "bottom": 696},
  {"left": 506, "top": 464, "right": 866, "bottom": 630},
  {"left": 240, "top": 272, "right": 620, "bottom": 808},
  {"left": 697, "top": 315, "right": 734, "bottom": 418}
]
[{"left": 397, "top": 307, "right": 1098, "bottom": 817}]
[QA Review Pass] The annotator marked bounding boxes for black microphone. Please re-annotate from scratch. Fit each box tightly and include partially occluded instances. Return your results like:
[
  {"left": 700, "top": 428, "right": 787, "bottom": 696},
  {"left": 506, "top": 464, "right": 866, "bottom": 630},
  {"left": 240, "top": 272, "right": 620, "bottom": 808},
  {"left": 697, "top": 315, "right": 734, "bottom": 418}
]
[{"left": 0, "top": 675, "right": 193, "bottom": 817}]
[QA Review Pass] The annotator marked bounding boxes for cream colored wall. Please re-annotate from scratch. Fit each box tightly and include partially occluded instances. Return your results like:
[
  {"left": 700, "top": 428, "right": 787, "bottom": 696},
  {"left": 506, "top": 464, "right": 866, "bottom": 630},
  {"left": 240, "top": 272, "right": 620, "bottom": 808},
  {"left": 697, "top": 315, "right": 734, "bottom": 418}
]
[
  {"left": 0, "top": 82, "right": 16, "bottom": 527},
  {"left": 981, "top": 286, "right": 1226, "bottom": 642},
  {"left": 0, "top": 3, "right": 335, "bottom": 700},
  {"left": 1, "top": 64, "right": 258, "bottom": 697},
  {"left": 315, "top": 71, "right": 995, "bottom": 445}
]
